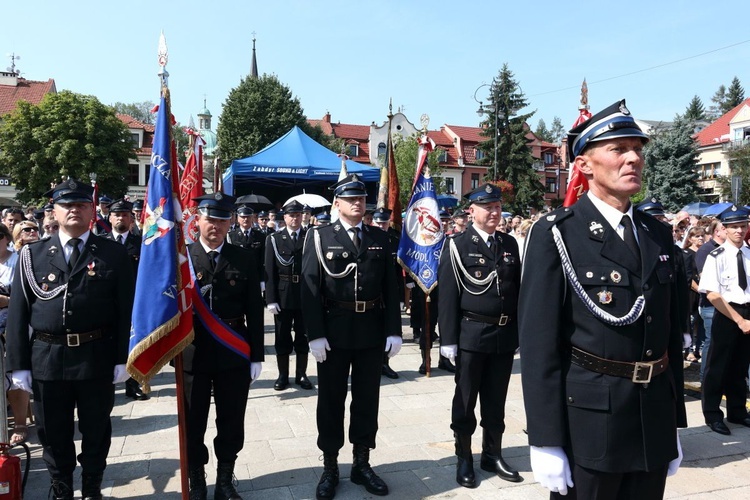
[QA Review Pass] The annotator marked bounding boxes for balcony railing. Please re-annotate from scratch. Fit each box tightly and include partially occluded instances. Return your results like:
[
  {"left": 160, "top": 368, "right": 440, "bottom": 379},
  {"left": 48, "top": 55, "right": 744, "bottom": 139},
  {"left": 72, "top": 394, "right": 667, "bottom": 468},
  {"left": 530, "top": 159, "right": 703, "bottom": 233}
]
[{"left": 722, "top": 138, "right": 750, "bottom": 151}]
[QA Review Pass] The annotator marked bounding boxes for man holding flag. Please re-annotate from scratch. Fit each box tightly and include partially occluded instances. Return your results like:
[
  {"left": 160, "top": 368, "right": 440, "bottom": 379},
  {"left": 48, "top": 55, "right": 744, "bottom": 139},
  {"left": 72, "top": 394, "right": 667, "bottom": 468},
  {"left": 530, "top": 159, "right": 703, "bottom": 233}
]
[{"left": 185, "top": 192, "right": 265, "bottom": 500}]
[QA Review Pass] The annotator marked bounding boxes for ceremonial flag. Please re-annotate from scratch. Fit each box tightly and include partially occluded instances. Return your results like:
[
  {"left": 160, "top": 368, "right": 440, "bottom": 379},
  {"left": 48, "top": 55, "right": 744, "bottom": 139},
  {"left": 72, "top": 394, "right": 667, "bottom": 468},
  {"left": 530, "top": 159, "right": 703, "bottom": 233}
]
[
  {"left": 331, "top": 153, "right": 349, "bottom": 222},
  {"left": 386, "top": 125, "right": 402, "bottom": 229},
  {"left": 563, "top": 89, "right": 593, "bottom": 207},
  {"left": 179, "top": 131, "right": 204, "bottom": 243},
  {"left": 397, "top": 135, "right": 441, "bottom": 294},
  {"left": 128, "top": 88, "right": 194, "bottom": 389}
]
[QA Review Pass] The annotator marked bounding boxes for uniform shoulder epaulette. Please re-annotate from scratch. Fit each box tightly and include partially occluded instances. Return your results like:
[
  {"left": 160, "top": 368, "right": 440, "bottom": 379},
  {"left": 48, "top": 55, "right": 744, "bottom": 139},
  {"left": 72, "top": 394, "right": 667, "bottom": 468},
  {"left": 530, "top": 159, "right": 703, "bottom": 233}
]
[
  {"left": 710, "top": 247, "right": 725, "bottom": 257},
  {"left": 535, "top": 207, "right": 574, "bottom": 230}
]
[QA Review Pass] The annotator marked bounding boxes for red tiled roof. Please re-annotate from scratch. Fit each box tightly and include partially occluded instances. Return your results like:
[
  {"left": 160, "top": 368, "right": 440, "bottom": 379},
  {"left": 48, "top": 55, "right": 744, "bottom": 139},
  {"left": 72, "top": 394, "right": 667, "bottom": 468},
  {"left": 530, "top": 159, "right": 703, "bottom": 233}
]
[
  {"left": 695, "top": 98, "right": 750, "bottom": 147},
  {"left": 446, "top": 124, "right": 487, "bottom": 144},
  {"left": 117, "top": 113, "right": 155, "bottom": 132},
  {"left": 308, "top": 119, "right": 333, "bottom": 135},
  {"left": 0, "top": 77, "right": 56, "bottom": 116},
  {"left": 330, "top": 122, "right": 370, "bottom": 140},
  {"left": 427, "top": 129, "right": 453, "bottom": 146}
]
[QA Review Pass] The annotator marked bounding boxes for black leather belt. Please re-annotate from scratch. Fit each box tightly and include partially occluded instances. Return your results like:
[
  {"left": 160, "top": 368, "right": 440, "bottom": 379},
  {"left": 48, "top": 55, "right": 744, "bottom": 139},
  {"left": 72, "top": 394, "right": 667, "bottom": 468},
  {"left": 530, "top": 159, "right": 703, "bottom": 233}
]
[
  {"left": 570, "top": 346, "right": 668, "bottom": 384},
  {"left": 325, "top": 297, "right": 382, "bottom": 313},
  {"left": 729, "top": 302, "right": 750, "bottom": 309},
  {"left": 463, "top": 311, "right": 510, "bottom": 326},
  {"left": 221, "top": 317, "right": 245, "bottom": 329},
  {"left": 34, "top": 329, "right": 104, "bottom": 347},
  {"left": 279, "top": 274, "right": 300, "bottom": 283}
]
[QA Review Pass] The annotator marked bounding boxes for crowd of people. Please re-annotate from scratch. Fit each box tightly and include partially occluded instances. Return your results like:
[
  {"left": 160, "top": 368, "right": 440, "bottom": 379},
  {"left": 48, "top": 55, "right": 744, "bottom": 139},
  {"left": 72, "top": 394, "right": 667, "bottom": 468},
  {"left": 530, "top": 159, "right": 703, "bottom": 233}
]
[{"left": 0, "top": 99, "right": 748, "bottom": 500}]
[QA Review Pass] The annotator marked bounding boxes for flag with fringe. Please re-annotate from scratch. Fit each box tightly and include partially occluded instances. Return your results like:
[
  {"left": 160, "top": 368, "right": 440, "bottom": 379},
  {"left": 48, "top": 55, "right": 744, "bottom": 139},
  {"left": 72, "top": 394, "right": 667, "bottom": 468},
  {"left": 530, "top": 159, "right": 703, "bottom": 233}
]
[{"left": 127, "top": 88, "right": 194, "bottom": 389}]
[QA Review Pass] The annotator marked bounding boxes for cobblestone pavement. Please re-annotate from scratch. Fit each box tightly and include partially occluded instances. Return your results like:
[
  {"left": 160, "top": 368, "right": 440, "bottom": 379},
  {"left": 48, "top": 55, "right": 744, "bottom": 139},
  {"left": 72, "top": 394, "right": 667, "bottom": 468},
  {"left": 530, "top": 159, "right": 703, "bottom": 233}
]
[{"left": 12, "top": 311, "right": 750, "bottom": 499}]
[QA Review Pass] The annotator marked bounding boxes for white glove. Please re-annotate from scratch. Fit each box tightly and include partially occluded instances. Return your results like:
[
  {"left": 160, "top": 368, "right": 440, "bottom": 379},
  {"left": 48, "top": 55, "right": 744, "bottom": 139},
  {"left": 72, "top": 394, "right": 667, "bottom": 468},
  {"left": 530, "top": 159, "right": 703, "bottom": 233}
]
[
  {"left": 260, "top": 281, "right": 266, "bottom": 293},
  {"left": 439, "top": 344, "right": 458, "bottom": 363},
  {"left": 529, "top": 446, "right": 574, "bottom": 496},
  {"left": 400, "top": 302, "right": 405, "bottom": 310},
  {"left": 384, "top": 336, "right": 402, "bottom": 358},
  {"left": 11, "top": 370, "right": 32, "bottom": 394},
  {"left": 267, "top": 303, "right": 281, "bottom": 315},
  {"left": 406, "top": 282, "right": 415, "bottom": 289},
  {"left": 667, "top": 431, "right": 682, "bottom": 476},
  {"left": 682, "top": 333, "right": 692, "bottom": 349},
  {"left": 113, "top": 364, "right": 130, "bottom": 384},
  {"left": 309, "top": 338, "right": 331, "bottom": 363},
  {"left": 250, "top": 362, "right": 262, "bottom": 383}
]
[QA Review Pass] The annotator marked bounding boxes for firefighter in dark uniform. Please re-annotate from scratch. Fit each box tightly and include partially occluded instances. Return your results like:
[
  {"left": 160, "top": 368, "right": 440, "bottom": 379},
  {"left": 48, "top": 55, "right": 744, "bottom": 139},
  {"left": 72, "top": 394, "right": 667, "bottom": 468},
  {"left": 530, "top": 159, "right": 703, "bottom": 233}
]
[
  {"left": 697, "top": 205, "right": 750, "bottom": 435},
  {"left": 227, "top": 202, "right": 266, "bottom": 282},
  {"left": 437, "top": 183, "right": 521, "bottom": 488},
  {"left": 6, "top": 179, "right": 134, "bottom": 500},
  {"left": 103, "top": 199, "right": 148, "bottom": 401},
  {"left": 185, "top": 193, "right": 265, "bottom": 500},
  {"left": 519, "top": 100, "right": 687, "bottom": 499},
  {"left": 265, "top": 200, "right": 312, "bottom": 391},
  {"left": 93, "top": 195, "right": 112, "bottom": 235},
  {"left": 131, "top": 199, "right": 144, "bottom": 237},
  {"left": 301, "top": 174, "right": 402, "bottom": 500},
  {"left": 372, "top": 207, "right": 402, "bottom": 379}
]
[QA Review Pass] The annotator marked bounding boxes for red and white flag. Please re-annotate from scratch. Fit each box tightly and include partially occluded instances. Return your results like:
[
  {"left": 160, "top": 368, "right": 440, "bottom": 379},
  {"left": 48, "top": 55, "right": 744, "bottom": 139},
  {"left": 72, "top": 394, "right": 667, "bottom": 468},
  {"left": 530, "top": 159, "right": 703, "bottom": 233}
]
[
  {"left": 179, "top": 132, "right": 204, "bottom": 243},
  {"left": 563, "top": 108, "right": 593, "bottom": 207}
]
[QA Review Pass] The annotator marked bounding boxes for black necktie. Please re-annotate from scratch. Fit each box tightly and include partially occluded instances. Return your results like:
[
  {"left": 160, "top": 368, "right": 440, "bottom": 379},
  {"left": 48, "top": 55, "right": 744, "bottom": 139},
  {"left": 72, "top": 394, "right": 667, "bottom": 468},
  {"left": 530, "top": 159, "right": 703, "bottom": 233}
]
[
  {"left": 245, "top": 230, "right": 251, "bottom": 239},
  {"left": 208, "top": 250, "right": 219, "bottom": 272},
  {"left": 68, "top": 238, "right": 81, "bottom": 271},
  {"left": 292, "top": 231, "right": 298, "bottom": 245},
  {"left": 738, "top": 250, "right": 748, "bottom": 291},
  {"left": 620, "top": 215, "right": 640, "bottom": 265},
  {"left": 118, "top": 234, "right": 124, "bottom": 244},
  {"left": 350, "top": 227, "right": 360, "bottom": 251}
]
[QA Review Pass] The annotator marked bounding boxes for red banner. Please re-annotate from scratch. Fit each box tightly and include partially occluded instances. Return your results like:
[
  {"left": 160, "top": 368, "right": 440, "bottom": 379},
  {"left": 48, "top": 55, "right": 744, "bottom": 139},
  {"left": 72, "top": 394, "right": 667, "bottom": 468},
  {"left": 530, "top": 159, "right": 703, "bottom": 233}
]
[
  {"left": 563, "top": 109, "right": 593, "bottom": 207},
  {"left": 179, "top": 132, "right": 204, "bottom": 243}
]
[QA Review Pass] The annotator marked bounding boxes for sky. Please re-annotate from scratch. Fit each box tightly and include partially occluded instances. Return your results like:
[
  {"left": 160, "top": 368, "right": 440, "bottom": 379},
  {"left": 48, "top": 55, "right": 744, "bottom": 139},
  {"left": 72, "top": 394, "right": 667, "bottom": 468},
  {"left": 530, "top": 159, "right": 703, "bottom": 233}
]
[{"left": 4, "top": 1, "right": 750, "bottom": 138}]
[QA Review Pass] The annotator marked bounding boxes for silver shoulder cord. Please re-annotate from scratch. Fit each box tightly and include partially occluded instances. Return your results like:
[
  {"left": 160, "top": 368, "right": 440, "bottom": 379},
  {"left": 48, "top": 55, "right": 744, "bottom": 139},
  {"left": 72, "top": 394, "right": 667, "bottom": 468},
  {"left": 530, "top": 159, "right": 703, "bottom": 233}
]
[
  {"left": 550, "top": 224, "right": 644, "bottom": 326},
  {"left": 313, "top": 228, "right": 360, "bottom": 302},
  {"left": 271, "top": 235, "right": 294, "bottom": 267},
  {"left": 19, "top": 245, "right": 70, "bottom": 323},
  {"left": 448, "top": 238, "right": 497, "bottom": 296}
]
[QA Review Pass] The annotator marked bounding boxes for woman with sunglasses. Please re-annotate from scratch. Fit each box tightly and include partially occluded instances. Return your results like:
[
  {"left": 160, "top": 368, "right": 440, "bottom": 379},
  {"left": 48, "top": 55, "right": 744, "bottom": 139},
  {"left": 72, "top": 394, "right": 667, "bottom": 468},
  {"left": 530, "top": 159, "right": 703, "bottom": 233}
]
[{"left": 12, "top": 220, "right": 40, "bottom": 251}]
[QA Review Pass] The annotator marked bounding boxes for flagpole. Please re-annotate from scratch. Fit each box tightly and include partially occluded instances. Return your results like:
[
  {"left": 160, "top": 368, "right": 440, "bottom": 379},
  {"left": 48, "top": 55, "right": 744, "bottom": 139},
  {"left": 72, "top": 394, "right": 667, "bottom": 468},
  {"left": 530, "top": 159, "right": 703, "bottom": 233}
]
[
  {"left": 424, "top": 295, "right": 432, "bottom": 377},
  {"left": 157, "top": 33, "right": 190, "bottom": 500}
]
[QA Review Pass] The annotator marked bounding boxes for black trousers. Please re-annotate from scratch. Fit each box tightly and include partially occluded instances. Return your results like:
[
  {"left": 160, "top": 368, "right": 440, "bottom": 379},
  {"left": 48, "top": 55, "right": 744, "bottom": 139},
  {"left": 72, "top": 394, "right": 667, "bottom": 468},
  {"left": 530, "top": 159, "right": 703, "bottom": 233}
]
[
  {"left": 316, "top": 345, "right": 382, "bottom": 454},
  {"left": 32, "top": 378, "right": 115, "bottom": 478},
  {"left": 450, "top": 349, "right": 514, "bottom": 435},
  {"left": 186, "top": 365, "right": 251, "bottom": 466},
  {"left": 702, "top": 309, "right": 750, "bottom": 423},
  {"left": 552, "top": 463, "right": 668, "bottom": 500},
  {"left": 274, "top": 308, "right": 309, "bottom": 355}
]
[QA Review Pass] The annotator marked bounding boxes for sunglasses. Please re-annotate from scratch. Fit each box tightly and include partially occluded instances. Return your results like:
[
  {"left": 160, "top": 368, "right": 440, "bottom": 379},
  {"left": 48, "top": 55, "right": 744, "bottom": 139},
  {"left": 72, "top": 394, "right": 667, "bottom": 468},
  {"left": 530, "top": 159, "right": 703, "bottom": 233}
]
[{"left": 21, "top": 227, "right": 38, "bottom": 233}]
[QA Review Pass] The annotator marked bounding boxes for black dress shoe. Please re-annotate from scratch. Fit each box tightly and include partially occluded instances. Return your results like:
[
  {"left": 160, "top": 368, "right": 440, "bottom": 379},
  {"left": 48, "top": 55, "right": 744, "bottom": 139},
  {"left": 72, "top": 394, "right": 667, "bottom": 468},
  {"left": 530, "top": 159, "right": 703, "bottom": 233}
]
[
  {"left": 418, "top": 363, "right": 427, "bottom": 375},
  {"left": 708, "top": 420, "right": 731, "bottom": 435},
  {"left": 727, "top": 416, "right": 750, "bottom": 427},
  {"left": 381, "top": 364, "right": 399, "bottom": 379},
  {"left": 295, "top": 374, "right": 313, "bottom": 390},
  {"left": 274, "top": 375, "right": 290, "bottom": 391},
  {"left": 438, "top": 356, "right": 456, "bottom": 373},
  {"left": 480, "top": 453, "right": 522, "bottom": 482},
  {"left": 125, "top": 379, "right": 149, "bottom": 400}
]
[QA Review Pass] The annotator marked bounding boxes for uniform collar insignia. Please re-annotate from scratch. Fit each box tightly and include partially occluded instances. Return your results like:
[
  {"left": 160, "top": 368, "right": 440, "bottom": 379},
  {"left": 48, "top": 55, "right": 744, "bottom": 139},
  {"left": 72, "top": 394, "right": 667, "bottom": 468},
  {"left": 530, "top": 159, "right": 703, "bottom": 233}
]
[
  {"left": 589, "top": 221, "right": 605, "bottom": 237},
  {"left": 48, "top": 245, "right": 58, "bottom": 255},
  {"left": 471, "top": 235, "right": 479, "bottom": 243},
  {"left": 333, "top": 224, "right": 341, "bottom": 232}
]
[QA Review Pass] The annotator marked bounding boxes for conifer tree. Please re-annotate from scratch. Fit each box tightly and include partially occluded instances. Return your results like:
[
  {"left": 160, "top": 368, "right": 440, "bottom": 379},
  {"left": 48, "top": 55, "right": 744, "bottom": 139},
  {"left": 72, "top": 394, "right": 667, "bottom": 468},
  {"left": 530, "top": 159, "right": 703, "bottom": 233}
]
[{"left": 684, "top": 95, "right": 707, "bottom": 122}]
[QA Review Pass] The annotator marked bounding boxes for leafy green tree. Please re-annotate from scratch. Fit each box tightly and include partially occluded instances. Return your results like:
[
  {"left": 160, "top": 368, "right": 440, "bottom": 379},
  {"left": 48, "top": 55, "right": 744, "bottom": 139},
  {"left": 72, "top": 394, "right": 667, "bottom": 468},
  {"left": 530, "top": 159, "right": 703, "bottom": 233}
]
[
  {"left": 718, "top": 142, "right": 750, "bottom": 204},
  {"left": 725, "top": 76, "right": 746, "bottom": 112},
  {"left": 0, "top": 90, "right": 134, "bottom": 204},
  {"left": 217, "top": 74, "right": 310, "bottom": 162},
  {"left": 535, "top": 119, "right": 553, "bottom": 142},
  {"left": 111, "top": 101, "right": 155, "bottom": 124},
  {"left": 477, "top": 63, "right": 544, "bottom": 214},
  {"left": 643, "top": 113, "right": 699, "bottom": 211},
  {"left": 684, "top": 95, "right": 707, "bottom": 122},
  {"left": 549, "top": 117, "right": 566, "bottom": 144}
]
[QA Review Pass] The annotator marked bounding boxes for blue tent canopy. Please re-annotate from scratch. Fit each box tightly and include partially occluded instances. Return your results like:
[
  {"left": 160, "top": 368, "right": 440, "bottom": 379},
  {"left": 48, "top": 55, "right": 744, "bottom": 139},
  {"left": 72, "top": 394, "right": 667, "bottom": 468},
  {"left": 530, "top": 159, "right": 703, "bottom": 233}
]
[{"left": 223, "top": 126, "right": 379, "bottom": 194}]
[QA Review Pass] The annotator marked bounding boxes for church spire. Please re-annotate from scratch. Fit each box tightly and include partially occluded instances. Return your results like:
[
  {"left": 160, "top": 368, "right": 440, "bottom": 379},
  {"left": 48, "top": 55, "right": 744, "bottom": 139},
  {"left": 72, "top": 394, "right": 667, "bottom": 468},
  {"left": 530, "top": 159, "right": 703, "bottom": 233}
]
[{"left": 250, "top": 33, "right": 258, "bottom": 79}]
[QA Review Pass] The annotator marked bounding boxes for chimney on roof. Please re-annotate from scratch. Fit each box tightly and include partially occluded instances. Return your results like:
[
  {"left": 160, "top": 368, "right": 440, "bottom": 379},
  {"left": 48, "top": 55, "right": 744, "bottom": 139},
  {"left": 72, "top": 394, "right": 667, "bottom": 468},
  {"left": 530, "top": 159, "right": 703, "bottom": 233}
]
[
  {"left": 250, "top": 34, "right": 258, "bottom": 79},
  {"left": 0, "top": 71, "right": 19, "bottom": 87},
  {"left": 323, "top": 112, "right": 331, "bottom": 123}
]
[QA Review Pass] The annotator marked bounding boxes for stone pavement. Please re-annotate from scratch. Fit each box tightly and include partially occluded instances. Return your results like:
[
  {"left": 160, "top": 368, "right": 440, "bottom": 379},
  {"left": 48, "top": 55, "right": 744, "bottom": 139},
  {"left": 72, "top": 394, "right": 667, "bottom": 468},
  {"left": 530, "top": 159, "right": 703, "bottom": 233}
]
[{"left": 12, "top": 310, "right": 750, "bottom": 499}]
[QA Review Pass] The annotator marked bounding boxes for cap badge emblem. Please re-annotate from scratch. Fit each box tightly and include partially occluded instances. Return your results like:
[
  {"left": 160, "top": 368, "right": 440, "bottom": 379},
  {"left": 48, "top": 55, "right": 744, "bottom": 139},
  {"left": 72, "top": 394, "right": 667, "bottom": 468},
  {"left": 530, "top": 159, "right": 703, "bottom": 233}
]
[
  {"left": 619, "top": 102, "right": 630, "bottom": 115},
  {"left": 215, "top": 192, "right": 223, "bottom": 200},
  {"left": 69, "top": 181, "right": 77, "bottom": 189},
  {"left": 485, "top": 185, "right": 492, "bottom": 193}
]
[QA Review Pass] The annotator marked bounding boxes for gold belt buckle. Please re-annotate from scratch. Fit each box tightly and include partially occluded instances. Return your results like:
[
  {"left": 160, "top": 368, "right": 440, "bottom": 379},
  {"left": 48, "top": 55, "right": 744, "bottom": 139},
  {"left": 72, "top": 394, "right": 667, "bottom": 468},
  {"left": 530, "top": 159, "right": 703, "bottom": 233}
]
[
  {"left": 632, "top": 361, "right": 653, "bottom": 383},
  {"left": 292, "top": 275, "right": 299, "bottom": 283},
  {"left": 67, "top": 333, "right": 81, "bottom": 347},
  {"left": 498, "top": 314, "right": 509, "bottom": 326},
  {"left": 355, "top": 301, "right": 367, "bottom": 313}
]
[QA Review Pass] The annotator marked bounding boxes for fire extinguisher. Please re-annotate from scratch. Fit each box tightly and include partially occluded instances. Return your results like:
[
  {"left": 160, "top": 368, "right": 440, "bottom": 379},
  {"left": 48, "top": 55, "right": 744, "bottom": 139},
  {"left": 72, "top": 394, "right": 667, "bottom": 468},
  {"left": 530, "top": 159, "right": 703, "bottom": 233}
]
[{"left": 0, "top": 441, "right": 29, "bottom": 500}]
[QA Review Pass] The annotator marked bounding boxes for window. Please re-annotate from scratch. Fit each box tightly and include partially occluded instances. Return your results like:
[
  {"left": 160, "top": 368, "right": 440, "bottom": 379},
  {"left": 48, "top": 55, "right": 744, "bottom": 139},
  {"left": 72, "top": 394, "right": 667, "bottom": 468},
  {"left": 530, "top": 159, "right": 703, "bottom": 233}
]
[
  {"left": 377, "top": 142, "right": 386, "bottom": 156},
  {"left": 444, "top": 178, "right": 455, "bottom": 194},
  {"left": 544, "top": 152, "right": 554, "bottom": 164},
  {"left": 130, "top": 133, "right": 140, "bottom": 148},
  {"left": 128, "top": 163, "right": 140, "bottom": 185},
  {"left": 347, "top": 144, "right": 359, "bottom": 157},
  {"left": 474, "top": 148, "right": 485, "bottom": 161},
  {"left": 546, "top": 177, "right": 557, "bottom": 193},
  {"left": 471, "top": 173, "right": 480, "bottom": 189},
  {"left": 437, "top": 149, "right": 448, "bottom": 162}
]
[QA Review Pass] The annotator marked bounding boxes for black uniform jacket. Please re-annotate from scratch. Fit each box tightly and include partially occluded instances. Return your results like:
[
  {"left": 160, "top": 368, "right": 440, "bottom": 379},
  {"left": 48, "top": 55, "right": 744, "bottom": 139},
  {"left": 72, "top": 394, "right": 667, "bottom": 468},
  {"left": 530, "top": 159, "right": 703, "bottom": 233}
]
[
  {"left": 265, "top": 228, "right": 306, "bottom": 309},
  {"left": 188, "top": 243, "right": 265, "bottom": 372},
  {"left": 6, "top": 233, "right": 134, "bottom": 381},
  {"left": 227, "top": 226, "right": 266, "bottom": 280},
  {"left": 438, "top": 225, "right": 520, "bottom": 353},
  {"left": 518, "top": 195, "right": 687, "bottom": 473},
  {"left": 104, "top": 231, "right": 141, "bottom": 277},
  {"left": 301, "top": 222, "right": 401, "bottom": 350}
]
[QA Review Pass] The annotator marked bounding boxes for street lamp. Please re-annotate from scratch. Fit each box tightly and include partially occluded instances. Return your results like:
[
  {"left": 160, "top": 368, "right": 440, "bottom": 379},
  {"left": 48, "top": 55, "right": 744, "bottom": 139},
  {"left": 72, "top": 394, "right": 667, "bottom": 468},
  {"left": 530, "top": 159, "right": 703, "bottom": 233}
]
[{"left": 473, "top": 83, "right": 505, "bottom": 181}]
